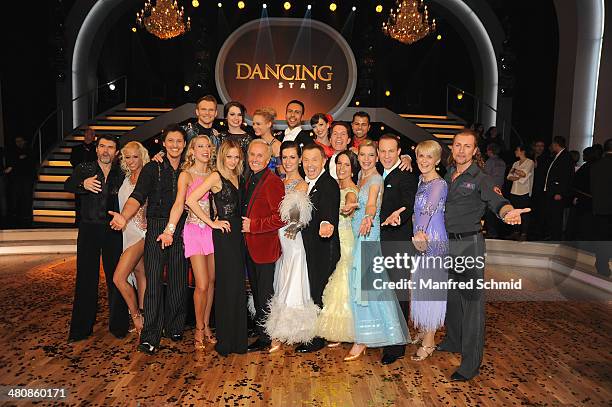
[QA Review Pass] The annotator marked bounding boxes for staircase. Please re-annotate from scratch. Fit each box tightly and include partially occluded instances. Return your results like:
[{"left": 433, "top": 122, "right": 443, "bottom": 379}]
[
  {"left": 33, "top": 107, "right": 172, "bottom": 226},
  {"left": 400, "top": 113, "right": 466, "bottom": 146}
]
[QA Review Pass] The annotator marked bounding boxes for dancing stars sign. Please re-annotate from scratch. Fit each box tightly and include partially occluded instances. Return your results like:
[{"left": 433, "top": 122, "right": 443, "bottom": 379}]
[{"left": 215, "top": 18, "right": 357, "bottom": 119}]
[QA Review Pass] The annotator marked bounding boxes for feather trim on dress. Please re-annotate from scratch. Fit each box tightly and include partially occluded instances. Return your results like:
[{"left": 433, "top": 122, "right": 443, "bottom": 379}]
[
  {"left": 279, "top": 191, "right": 313, "bottom": 225},
  {"left": 264, "top": 297, "right": 320, "bottom": 344}
]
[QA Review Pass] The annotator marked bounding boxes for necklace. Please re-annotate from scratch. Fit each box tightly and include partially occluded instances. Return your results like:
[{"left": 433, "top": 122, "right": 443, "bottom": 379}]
[{"left": 190, "top": 168, "right": 210, "bottom": 177}]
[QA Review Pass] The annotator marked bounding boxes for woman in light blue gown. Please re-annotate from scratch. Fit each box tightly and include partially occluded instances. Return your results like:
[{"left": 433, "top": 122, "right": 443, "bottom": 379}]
[{"left": 344, "top": 140, "right": 409, "bottom": 361}]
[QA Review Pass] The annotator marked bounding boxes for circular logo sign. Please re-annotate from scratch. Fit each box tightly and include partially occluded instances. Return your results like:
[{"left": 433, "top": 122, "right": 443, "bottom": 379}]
[{"left": 215, "top": 18, "right": 357, "bottom": 120}]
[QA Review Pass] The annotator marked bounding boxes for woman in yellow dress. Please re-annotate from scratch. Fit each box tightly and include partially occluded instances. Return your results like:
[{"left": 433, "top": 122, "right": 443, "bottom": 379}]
[{"left": 316, "top": 150, "right": 360, "bottom": 345}]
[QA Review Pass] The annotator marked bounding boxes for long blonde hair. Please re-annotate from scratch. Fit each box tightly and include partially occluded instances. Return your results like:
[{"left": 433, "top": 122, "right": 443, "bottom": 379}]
[
  {"left": 182, "top": 135, "right": 215, "bottom": 172},
  {"left": 120, "top": 141, "right": 150, "bottom": 176},
  {"left": 217, "top": 140, "right": 244, "bottom": 178}
]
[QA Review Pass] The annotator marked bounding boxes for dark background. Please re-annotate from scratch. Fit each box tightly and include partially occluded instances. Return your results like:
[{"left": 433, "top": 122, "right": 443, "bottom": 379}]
[{"left": 0, "top": 0, "right": 558, "bottom": 148}]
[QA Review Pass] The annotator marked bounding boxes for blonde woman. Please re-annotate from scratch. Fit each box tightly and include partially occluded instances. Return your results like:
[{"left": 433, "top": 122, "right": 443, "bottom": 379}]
[
  {"left": 252, "top": 107, "right": 282, "bottom": 172},
  {"left": 186, "top": 140, "right": 248, "bottom": 356},
  {"left": 410, "top": 140, "right": 448, "bottom": 361},
  {"left": 345, "top": 140, "right": 409, "bottom": 361},
  {"left": 158, "top": 135, "right": 216, "bottom": 350},
  {"left": 113, "top": 141, "right": 150, "bottom": 336}
]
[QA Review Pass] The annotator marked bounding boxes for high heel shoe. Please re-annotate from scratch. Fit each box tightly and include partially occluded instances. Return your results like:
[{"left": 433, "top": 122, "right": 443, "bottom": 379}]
[
  {"left": 343, "top": 346, "right": 366, "bottom": 361},
  {"left": 194, "top": 327, "right": 206, "bottom": 351},
  {"left": 411, "top": 345, "right": 436, "bottom": 361},
  {"left": 129, "top": 310, "right": 144, "bottom": 336},
  {"left": 269, "top": 341, "right": 282, "bottom": 353},
  {"left": 204, "top": 326, "right": 217, "bottom": 344},
  {"left": 327, "top": 342, "right": 341, "bottom": 348}
]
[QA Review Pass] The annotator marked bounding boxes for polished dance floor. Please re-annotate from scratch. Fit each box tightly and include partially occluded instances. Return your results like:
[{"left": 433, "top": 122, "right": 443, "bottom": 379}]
[{"left": 0, "top": 254, "right": 610, "bottom": 406}]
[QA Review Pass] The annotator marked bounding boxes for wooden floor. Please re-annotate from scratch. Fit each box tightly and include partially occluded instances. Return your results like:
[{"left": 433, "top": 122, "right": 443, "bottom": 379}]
[{"left": 0, "top": 255, "right": 610, "bottom": 406}]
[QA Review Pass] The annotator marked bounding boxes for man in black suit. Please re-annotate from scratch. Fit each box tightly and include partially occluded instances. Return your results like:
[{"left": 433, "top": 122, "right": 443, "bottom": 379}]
[
  {"left": 297, "top": 143, "right": 341, "bottom": 353},
  {"left": 530, "top": 139, "right": 551, "bottom": 239},
  {"left": 377, "top": 134, "right": 418, "bottom": 365},
  {"left": 590, "top": 138, "right": 612, "bottom": 277},
  {"left": 543, "top": 136, "right": 574, "bottom": 240},
  {"left": 274, "top": 100, "right": 314, "bottom": 148}
]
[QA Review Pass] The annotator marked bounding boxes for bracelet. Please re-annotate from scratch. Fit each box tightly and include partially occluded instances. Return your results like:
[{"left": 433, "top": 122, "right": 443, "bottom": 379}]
[{"left": 164, "top": 223, "right": 176, "bottom": 235}]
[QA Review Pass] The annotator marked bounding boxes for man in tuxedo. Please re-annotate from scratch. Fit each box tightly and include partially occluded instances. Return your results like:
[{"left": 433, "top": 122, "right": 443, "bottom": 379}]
[
  {"left": 590, "top": 138, "right": 612, "bottom": 277},
  {"left": 543, "top": 136, "right": 574, "bottom": 240},
  {"left": 297, "top": 144, "right": 341, "bottom": 353},
  {"left": 241, "top": 139, "right": 285, "bottom": 352},
  {"left": 377, "top": 134, "right": 418, "bottom": 365},
  {"left": 274, "top": 100, "right": 313, "bottom": 148}
]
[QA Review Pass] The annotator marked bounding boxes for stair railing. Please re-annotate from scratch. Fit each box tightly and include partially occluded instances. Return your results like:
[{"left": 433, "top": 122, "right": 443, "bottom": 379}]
[
  {"left": 445, "top": 83, "right": 524, "bottom": 147},
  {"left": 32, "top": 76, "right": 128, "bottom": 163}
]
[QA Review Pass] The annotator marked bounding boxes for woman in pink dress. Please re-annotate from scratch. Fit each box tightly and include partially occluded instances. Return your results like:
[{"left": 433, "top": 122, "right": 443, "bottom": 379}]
[{"left": 158, "top": 135, "right": 215, "bottom": 350}]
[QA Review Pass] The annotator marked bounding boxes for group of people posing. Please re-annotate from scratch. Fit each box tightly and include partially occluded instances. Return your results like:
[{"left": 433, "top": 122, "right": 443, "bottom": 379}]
[{"left": 65, "top": 96, "right": 527, "bottom": 381}]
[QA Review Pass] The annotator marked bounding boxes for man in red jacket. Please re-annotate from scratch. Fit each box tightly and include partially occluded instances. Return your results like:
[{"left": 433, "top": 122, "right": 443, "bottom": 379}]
[{"left": 241, "top": 139, "right": 285, "bottom": 351}]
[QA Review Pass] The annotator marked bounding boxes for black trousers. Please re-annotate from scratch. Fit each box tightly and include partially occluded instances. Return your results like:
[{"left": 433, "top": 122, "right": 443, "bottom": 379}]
[
  {"left": 69, "top": 222, "right": 129, "bottom": 339},
  {"left": 441, "top": 233, "right": 486, "bottom": 379},
  {"left": 509, "top": 193, "right": 531, "bottom": 236},
  {"left": 245, "top": 251, "right": 275, "bottom": 344},
  {"left": 545, "top": 193, "right": 565, "bottom": 240},
  {"left": 140, "top": 218, "right": 188, "bottom": 346}
]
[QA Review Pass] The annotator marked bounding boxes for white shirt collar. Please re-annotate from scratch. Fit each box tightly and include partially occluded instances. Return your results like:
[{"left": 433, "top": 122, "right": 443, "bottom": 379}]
[
  {"left": 284, "top": 126, "right": 302, "bottom": 141},
  {"left": 305, "top": 169, "right": 325, "bottom": 193},
  {"left": 383, "top": 159, "right": 401, "bottom": 175}
]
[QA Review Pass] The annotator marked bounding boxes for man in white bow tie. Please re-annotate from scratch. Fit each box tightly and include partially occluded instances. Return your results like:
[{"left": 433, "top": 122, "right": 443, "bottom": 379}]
[{"left": 296, "top": 144, "right": 341, "bottom": 353}]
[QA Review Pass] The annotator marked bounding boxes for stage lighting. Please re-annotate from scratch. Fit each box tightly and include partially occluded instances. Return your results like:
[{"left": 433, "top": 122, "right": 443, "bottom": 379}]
[
  {"left": 380, "top": 126, "right": 385, "bottom": 130},
  {"left": 375, "top": 5, "right": 383, "bottom": 13},
  {"left": 220, "top": 121, "right": 224, "bottom": 126},
  {"left": 437, "top": 34, "right": 442, "bottom": 40},
  {"left": 238, "top": 1, "right": 245, "bottom": 9},
  {"left": 218, "top": 2, "right": 222, "bottom": 7},
  {"left": 355, "top": 101, "right": 360, "bottom": 106},
  {"left": 457, "top": 92, "right": 463, "bottom": 100},
  {"left": 385, "top": 90, "right": 391, "bottom": 97},
  {"left": 109, "top": 83, "right": 116, "bottom": 91},
  {"left": 192, "top": 0, "right": 199, "bottom": 7},
  {"left": 352, "top": 6, "right": 356, "bottom": 11},
  {"left": 184, "top": 85, "right": 190, "bottom": 92},
  {"left": 131, "top": 27, "right": 137, "bottom": 33},
  {"left": 284, "top": 2, "right": 291, "bottom": 10},
  {"left": 307, "top": 4, "right": 312, "bottom": 10},
  {"left": 263, "top": 3, "right": 267, "bottom": 8},
  {"left": 329, "top": 3, "right": 337, "bottom": 11}
]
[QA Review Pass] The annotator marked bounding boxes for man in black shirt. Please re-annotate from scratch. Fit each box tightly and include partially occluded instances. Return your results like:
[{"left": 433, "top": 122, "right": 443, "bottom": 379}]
[
  {"left": 439, "top": 130, "right": 528, "bottom": 382},
  {"left": 64, "top": 134, "right": 129, "bottom": 342},
  {"left": 274, "top": 99, "right": 314, "bottom": 148},
  {"left": 109, "top": 124, "right": 188, "bottom": 354},
  {"left": 183, "top": 95, "right": 221, "bottom": 147}
]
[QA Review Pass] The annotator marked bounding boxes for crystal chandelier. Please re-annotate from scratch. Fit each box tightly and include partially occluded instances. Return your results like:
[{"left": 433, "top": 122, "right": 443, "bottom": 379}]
[
  {"left": 383, "top": 0, "right": 436, "bottom": 45},
  {"left": 136, "top": 0, "right": 191, "bottom": 40}
]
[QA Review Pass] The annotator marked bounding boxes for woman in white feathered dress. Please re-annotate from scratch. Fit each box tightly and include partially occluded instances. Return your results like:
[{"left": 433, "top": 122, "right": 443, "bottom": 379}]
[{"left": 264, "top": 141, "right": 319, "bottom": 352}]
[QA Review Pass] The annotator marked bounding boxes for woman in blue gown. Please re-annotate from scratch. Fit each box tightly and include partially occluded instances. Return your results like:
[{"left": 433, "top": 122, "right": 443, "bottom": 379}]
[{"left": 344, "top": 140, "right": 410, "bottom": 361}]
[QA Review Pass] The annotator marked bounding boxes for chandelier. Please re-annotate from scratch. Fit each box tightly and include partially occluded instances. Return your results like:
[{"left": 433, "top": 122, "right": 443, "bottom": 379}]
[
  {"left": 136, "top": 0, "right": 191, "bottom": 40},
  {"left": 383, "top": 0, "right": 436, "bottom": 45}
]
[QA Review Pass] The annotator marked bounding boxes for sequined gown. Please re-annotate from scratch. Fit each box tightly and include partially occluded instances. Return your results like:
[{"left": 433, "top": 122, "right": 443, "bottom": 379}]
[
  {"left": 264, "top": 179, "right": 319, "bottom": 344},
  {"left": 411, "top": 176, "right": 449, "bottom": 331},
  {"left": 349, "top": 173, "right": 409, "bottom": 347},
  {"left": 118, "top": 177, "right": 146, "bottom": 251},
  {"left": 211, "top": 172, "right": 248, "bottom": 355},
  {"left": 316, "top": 186, "right": 359, "bottom": 342}
]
